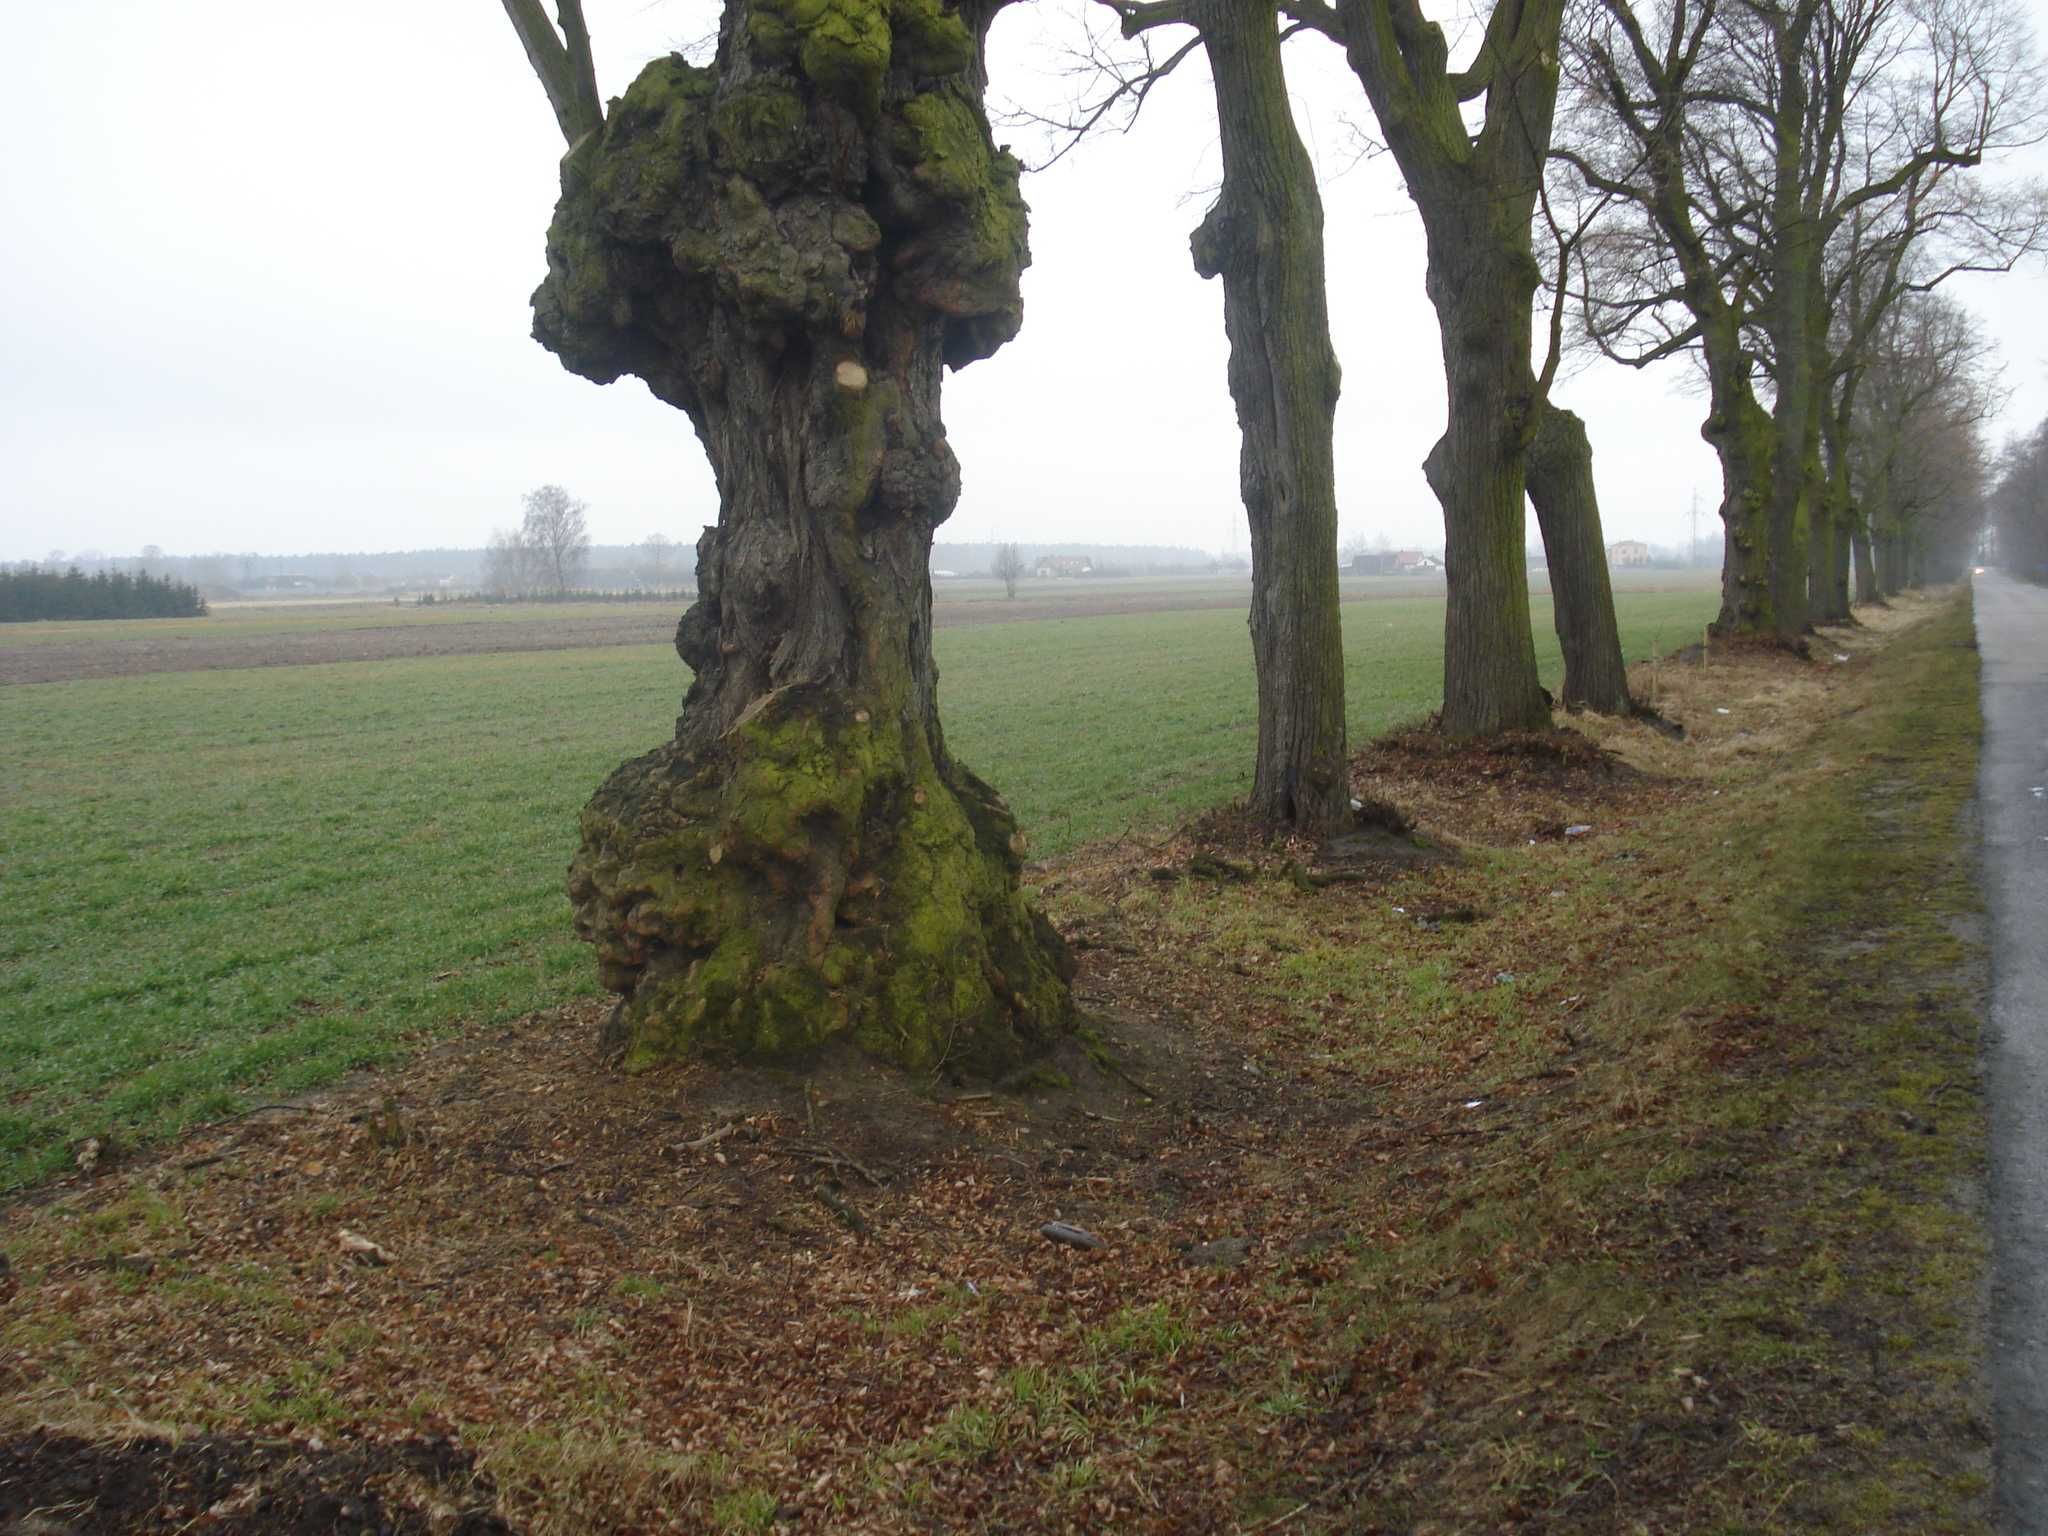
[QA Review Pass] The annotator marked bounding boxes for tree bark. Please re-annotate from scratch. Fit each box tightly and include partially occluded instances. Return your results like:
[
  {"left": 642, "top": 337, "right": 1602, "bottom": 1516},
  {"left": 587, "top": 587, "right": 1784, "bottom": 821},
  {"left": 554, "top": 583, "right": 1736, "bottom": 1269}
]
[
  {"left": 1525, "top": 403, "right": 1632, "bottom": 713},
  {"left": 522, "top": 0, "right": 1074, "bottom": 1072},
  {"left": 1189, "top": 0, "right": 1350, "bottom": 832}
]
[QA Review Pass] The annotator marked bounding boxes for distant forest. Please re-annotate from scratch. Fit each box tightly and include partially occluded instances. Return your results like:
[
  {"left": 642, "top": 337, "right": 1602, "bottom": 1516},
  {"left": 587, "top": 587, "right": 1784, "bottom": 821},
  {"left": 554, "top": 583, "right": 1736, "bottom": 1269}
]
[{"left": 0, "top": 566, "right": 207, "bottom": 623}]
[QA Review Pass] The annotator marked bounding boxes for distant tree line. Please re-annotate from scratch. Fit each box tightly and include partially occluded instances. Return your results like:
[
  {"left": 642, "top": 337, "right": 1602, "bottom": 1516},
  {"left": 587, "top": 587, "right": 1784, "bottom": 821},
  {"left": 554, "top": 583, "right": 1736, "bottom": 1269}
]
[
  {"left": 426, "top": 587, "right": 695, "bottom": 606},
  {"left": 1993, "top": 418, "right": 2048, "bottom": 580},
  {"left": 0, "top": 565, "right": 207, "bottom": 623}
]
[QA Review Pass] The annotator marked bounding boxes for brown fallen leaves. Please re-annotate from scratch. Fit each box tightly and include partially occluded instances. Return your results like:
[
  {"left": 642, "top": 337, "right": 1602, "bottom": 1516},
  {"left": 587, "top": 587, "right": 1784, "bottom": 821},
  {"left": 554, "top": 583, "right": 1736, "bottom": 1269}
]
[{"left": 0, "top": 592, "right": 1977, "bottom": 1534}]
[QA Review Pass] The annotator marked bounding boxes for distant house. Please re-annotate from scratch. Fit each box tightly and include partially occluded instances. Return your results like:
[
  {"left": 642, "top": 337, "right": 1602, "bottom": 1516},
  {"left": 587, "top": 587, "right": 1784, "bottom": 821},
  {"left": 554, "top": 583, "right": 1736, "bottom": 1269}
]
[
  {"left": 1607, "top": 539, "right": 1651, "bottom": 567},
  {"left": 1348, "top": 551, "right": 1396, "bottom": 575},
  {"left": 1033, "top": 555, "right": 1094, "bottom": 578},
  {"left": 1392, "top": 550, "right": 1442, "bottom": 573}
]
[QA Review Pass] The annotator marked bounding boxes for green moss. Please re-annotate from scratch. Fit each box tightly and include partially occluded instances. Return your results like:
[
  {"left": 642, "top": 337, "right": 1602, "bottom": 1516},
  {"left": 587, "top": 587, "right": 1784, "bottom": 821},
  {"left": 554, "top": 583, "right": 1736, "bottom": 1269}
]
[
  {"left": 1005, "top": 1064, "right": 1072, "bottom": 1094},
  {"left": 710, "top": 82, "right": 808, "bottom": 183},
  {"left": 576, "top": 694, "right": 1067, "bottom": 1077},
  {"left": 587, "top": 56, "right": 715, "bottom": 244},
  {"left": 889, "top": 0, "right": 976, "bottom": 76},
  {"left": 899, "top": 92, "right": 991, "bottom": 201},
  {"left": 749, "top": 0, "right": 892, "bottom": 113}
]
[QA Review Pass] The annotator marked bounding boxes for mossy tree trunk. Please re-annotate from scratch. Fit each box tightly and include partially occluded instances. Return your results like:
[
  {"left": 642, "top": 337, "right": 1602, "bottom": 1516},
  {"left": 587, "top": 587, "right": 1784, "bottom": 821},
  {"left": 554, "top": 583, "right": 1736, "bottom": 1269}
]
[
  {"left": 1525, "top": 403, "right": 1632, "bottom": 713},
  {"left": 1182, "top": 0, "right": 1351, "bottom": 832},
  {"left": 504, "top": 0, "right": 1074, "bottom": 1074},
  {"left": 1330, "top": 0, "right": 1559, "bottom": 737}
]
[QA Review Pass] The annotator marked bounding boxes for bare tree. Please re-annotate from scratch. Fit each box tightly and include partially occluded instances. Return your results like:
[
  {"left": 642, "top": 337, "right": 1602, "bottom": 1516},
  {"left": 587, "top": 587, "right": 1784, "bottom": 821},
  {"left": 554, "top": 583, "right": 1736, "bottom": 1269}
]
[
  {"left": 520, "top": 485, "right": 591, "bottom": 594},
  {"left": 641, "top": 531, "right": 677, "bottom": 589},
  {"left": 1991, "top": 415, "right": 2048, "bottom": 577},
  {"left": 482, "top": 526, "right": 540, "bottom": 598},
  {"left": 498, "top": 0, "right": 1073, "bottom": 1074},
  {"left": 991, "top": 542, "right": 1026, "bottom": 599},
  {"left": 1851, "top": 291, "right": 2003, "bottom": 589},
  {"left": 1558, "top": 0, "right": 2044, "bottom": 637}
]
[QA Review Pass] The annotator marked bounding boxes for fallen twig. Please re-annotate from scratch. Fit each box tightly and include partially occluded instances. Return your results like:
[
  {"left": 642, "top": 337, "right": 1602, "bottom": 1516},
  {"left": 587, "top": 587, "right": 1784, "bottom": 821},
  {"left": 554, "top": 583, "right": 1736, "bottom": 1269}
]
[
  {"left": 775, "top": 1142, "right": 886, "bottom": 1186},
  {"left": 682, "top": 1121, "right": 743, "bottom": 1151},
  {"left": 808, "top": 1185, "right": 870, "bottom": 1238}
]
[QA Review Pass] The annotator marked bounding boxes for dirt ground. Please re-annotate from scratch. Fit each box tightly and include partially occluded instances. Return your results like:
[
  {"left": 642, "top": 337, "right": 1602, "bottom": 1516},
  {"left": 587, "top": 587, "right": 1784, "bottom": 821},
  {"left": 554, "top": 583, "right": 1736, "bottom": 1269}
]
[
  {"left": 0, "top": 589, "right": 1271, "bottom": 687},
  {"left": 0, "top": 594, "right": 1989, "bottom": 1532}
]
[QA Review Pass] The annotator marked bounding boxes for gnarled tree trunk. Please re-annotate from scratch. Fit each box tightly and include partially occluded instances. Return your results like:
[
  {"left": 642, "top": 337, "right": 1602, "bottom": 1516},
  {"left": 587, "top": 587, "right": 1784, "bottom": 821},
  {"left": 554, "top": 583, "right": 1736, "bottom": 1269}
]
[
  {"left": 1702, "top": 367, "right": 1778, "bottom": 637},
  {"left": 1189, "top": 0, "right": 1350, "bottom": 832},
  {"left": 514, "top": 0, "right": 1074, "bottom": 1073},
  {"left": 1525, "top": 403, "right": 1632, "bottom": 713}
]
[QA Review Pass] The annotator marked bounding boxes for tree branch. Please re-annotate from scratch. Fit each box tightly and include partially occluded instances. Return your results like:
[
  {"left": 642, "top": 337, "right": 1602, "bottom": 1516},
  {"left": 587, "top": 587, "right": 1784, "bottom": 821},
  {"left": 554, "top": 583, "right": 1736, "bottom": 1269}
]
[{"left": 499, "top": 0, "right": 605, "bottom": 147}]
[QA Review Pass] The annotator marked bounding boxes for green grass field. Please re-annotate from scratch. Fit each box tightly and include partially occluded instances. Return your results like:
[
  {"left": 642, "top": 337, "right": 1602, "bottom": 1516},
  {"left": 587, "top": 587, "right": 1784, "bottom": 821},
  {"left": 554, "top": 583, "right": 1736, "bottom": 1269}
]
[{"left": 0, "top": 591, "right": 1716, "bottom": 1188}]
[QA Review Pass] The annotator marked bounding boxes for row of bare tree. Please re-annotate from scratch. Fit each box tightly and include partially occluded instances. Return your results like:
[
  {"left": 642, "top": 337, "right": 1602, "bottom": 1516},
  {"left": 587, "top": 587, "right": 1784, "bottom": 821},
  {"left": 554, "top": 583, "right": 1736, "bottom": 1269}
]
[
  {"left": 1084, "top": 0, "right": 2037, "bottom": 822},
  {"left": 489, "top": 0, "right": 2033, "bottom": 1074}
]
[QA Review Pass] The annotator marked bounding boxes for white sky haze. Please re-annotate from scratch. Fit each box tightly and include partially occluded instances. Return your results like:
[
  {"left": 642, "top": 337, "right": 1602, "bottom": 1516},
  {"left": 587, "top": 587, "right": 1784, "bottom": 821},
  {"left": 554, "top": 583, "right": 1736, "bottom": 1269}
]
[{"left": 3, "top": 0, "right": 2045, "bottom": 563}]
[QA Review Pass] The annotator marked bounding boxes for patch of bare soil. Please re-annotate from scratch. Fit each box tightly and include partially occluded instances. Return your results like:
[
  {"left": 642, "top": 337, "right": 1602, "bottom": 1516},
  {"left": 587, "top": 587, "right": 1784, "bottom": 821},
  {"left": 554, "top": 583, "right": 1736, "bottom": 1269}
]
[
  {"left": 0, "top": 1429, "right": 507, "bottom": 1534},
  {"left": 0, "top": 615, "right": 680, "bottom": 686},
  {"left": 0, "top": 589, "right": 1267, "bottom": 686},
  {"left": 1351, "top": 723, "right": 1677, "bottom": 848},
  {"left": 8, "top": 584, "right": 1563, "bottom": 687}
]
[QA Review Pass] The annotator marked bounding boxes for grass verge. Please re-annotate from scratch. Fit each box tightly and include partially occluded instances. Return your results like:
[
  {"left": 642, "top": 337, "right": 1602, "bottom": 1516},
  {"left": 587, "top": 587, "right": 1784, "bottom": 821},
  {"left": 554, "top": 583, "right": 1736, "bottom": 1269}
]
[{"left": 1281, "top": 593, "right": 1992, "bottom": 1528}]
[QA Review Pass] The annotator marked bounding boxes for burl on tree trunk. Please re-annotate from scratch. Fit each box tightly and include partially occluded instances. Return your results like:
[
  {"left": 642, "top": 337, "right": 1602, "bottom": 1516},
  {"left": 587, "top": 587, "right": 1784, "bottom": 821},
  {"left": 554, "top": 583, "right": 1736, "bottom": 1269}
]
[{"left": 532, "top": 0, "right": 1074, "bottom": 1073}]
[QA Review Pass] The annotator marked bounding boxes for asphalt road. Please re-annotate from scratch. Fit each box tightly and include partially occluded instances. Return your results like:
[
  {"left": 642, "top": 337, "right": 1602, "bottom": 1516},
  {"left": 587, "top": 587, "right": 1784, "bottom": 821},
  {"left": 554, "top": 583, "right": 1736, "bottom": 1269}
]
[{"left": 1975, "top": 570, "right": 2048, "bottom": 1531}]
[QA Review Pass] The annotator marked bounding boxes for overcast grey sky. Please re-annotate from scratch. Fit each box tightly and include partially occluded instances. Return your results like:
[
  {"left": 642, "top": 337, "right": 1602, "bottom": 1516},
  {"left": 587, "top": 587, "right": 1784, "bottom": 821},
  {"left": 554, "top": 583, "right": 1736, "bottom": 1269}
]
[{"left": 3, "top": 0, "right": 2044, "bottom": 564}]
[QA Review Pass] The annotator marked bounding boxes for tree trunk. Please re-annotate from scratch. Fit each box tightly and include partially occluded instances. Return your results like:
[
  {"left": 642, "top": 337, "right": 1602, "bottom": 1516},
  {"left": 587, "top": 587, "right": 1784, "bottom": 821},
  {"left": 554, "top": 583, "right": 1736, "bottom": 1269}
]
[
  {"left": 1334, "top": 0, "right": 1557, "bottom": 738},
  {"left": 530, "top": 0, "right": 1073, "bottom": 1072},
  {"left": 1759, "top": 45, "right": 1819, "bottom": 642},
  {"left": 1189, "top": 0, "right": 1350, "bottom": 833},
  {"left": 1764, "top": 410, "right": 1815, "bottom": 636},
  {"left": 1828, "top": 508, "right": 1853, "bottom": 619},
  {"left": 1806, "top": 487, "right": 1840, "bottom": 624},
  {"left": 1525, "top": 403, "right": 1632, "bottom": 713},
  {"left": 1416, "top": 224, "right": 1552, "bottom": 736},
  {"left": 1875, "top": 512, "right": 1905, "bottom": 595},
  {"left": 1424, "top": 362, "right": 1551, "bottom": 735},
  {"left": 1814, "top": 391, "right": 1856, "bottom": 624},
  {"left": 1702, "top": 379, "right": 1778, "bottom": 637},
  {"left": 1851, "top": 516, "right": 1881, "bottom": 605}
]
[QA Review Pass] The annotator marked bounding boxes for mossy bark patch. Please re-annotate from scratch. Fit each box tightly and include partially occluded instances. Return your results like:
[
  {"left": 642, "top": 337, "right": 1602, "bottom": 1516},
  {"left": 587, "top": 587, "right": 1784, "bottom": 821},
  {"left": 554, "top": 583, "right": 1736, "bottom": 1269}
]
[{"left": 570, "top": 691, "right": 1071, "bottom": 1075}]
